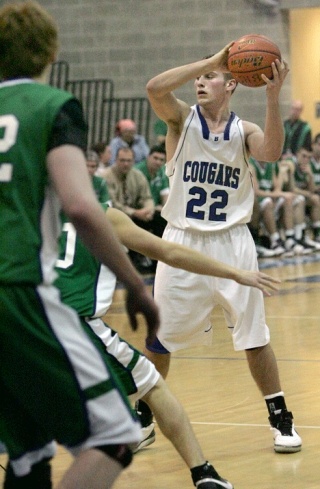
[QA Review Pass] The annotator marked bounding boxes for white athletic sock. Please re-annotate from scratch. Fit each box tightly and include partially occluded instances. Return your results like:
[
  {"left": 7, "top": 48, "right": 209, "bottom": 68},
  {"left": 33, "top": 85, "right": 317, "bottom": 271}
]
[{"left": 270, "top": 232, "right": 280, "bottom": 245}]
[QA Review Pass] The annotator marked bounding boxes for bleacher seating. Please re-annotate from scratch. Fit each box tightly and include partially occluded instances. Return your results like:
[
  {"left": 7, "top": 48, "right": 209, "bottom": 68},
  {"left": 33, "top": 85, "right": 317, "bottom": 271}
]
[{"left": 49, "top": 61, "right": 152, "bottom": 147}]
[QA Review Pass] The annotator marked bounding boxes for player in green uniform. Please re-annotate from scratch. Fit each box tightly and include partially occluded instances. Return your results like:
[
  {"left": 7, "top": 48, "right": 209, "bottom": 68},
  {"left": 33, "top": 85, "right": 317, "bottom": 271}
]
[
  {"left": 0, "top": 2, "right": 159, "bottom": 488},
  {"left": 249, "top": 158, "right": 284, "bottom": 256},
  {"left": 86, "top": 149, "right": 110, "bottom": 204},
  {"left": 55, "top": 203, "right": 279, "bottom": 489},
  {"left": 249, "top": 157, "right": 313, "bottom": 255},
  {"left": 310, "top": 135, "right": 320, "bottom": 243},
  {"left": 136, "top": 146, "right": 169, "bottom": 210},
  {"left": 293, "top": 147, "right": 320, "bottom": 244},
  {"left": 279, "top": 148, "right": 320, "bottom": 248},
  {"left": 310, "top": 134, "right": 320, "bottom": 199}
]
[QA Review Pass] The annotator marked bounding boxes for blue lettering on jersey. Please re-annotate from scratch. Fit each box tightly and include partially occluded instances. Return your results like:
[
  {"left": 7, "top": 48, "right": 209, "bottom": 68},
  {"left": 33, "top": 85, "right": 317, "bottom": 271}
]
[{"left": 183, "top": 160, "right": 240, "bottom": 189}]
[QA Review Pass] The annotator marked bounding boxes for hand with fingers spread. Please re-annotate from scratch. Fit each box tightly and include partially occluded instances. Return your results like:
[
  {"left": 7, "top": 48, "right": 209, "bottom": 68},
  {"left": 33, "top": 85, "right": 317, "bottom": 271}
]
[
  {"left": 235, "top": 270, "right": 281, "bottom": 297},
  {"left": 262, "top": 58, "right": 290, "bottom": 94}
]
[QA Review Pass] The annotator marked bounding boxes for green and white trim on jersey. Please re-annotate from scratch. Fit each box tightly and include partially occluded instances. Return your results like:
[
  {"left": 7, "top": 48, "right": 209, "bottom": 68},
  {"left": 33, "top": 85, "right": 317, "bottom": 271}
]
[
  {"left": 249, "top": 157, "right": 275, "bottom": 198},
  {"left": 310, "top": 158, "right": 320, "bottom": 187},
  {"left": 56, "top": 204, "right": 117, "bottom": 318},
  {"left": 55, "top": 205, "right": 160, "bottom": 400},
  {"left": 0, "top": 283, "right": 140, "bottom": 475}
]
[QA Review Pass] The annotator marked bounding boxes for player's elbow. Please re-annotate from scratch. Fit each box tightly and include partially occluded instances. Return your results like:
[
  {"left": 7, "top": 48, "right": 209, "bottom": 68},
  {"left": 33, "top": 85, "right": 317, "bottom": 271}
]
[
  {"left": 146, "top": 78, "right": 157, "bottom": 94},
  {"left": 146, "top": 78, "right": 164, "bottom": 100},
  {"left": 263, "top": 147, "right": 282, "bottom": 163},
  {"left": 268, "top": 152, "right": 282, "bottom": 163},
  {"left": 62, "top": 196, "right": 96, "bottom": 224}
]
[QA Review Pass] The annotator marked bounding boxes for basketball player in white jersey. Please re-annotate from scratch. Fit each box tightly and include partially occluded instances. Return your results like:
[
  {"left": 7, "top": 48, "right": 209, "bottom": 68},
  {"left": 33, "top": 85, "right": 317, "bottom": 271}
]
[{"left": 141, "top": 43, "right": 302, "bottom": 454}]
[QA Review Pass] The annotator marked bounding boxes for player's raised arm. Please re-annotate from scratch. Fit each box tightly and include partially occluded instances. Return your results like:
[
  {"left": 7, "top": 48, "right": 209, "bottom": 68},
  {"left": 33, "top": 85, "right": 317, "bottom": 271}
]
[
  {"left": 245, "top": 59, "right": 289, "bottom": 163},
  {"left": 146, "top": 42, "right": 233, "bottom": 158}
]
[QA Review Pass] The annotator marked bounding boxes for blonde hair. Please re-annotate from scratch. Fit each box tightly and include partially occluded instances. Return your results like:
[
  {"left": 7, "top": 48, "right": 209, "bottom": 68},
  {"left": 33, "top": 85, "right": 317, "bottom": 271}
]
[{"left": 0, "top": 1, "right": 58, "bottom": 79}]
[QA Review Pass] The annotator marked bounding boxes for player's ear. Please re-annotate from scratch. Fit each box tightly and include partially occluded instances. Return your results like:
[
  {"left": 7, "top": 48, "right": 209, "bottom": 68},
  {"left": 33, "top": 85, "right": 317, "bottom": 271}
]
[{"left": 226, "top": 78, "right": 237, "bottom": 93}]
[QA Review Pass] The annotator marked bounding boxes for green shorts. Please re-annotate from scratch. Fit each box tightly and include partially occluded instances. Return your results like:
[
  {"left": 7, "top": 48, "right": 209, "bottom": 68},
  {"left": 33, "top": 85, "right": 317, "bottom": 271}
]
[{"left": 0, "top": 284, "right": 141, "bottom": 476}]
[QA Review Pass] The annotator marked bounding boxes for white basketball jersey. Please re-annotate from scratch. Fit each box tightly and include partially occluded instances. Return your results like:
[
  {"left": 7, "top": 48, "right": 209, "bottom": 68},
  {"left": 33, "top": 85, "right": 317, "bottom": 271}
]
[{"left": 162, "top": 105, "right": 254, "bottom": 231}]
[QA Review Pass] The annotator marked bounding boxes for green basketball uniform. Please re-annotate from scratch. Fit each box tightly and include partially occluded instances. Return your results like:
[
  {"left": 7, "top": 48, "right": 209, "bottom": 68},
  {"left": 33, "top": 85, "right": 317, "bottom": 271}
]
[
  {"left": 92, "top": 174, "right": 110, "bottom": 203},
  {"left": 249, "top": 157, "right": 275, "bottom": 200},
  {"left": 56, "top": 205, "right": 116, "bottom": 318},
  {"left": 310, "top": 158, "right": 320, "bottom": 187},
  {"left": 294, "top": 164, "right": 309, "bottom": 190},
  {"left": 0, "top": 80, "right": 73, "bottom": 285},
  {"left": 0, "top": 79, "right": 140, "bottom": 476},
  {"left": 136, "top": 160, "right": 169, "bottom": 206},
  {"left": 55, "top": 208, "right": 159, "bottom": 399}
]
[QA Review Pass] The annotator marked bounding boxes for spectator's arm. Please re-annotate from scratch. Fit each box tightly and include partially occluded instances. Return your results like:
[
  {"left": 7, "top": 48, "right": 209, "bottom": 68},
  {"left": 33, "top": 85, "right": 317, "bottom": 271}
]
[{"left": 135, "top": 172, "right": 155, "bottom": 212}]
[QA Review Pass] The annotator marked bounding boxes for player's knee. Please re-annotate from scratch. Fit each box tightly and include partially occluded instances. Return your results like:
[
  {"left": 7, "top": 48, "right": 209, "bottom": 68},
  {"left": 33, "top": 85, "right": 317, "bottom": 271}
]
[
  {"left": 312, "top": 194, "right": 320, "bottom": 205},
  {"left": 95, "top": 444, "right": 133, "bottom": 468}
]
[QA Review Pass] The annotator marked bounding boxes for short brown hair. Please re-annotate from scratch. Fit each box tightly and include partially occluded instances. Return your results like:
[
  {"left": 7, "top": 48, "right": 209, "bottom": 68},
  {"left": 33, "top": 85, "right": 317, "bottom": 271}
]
[
  {"left": 86, "top": 150, "right": 100, "bottom": 164},
  {"left": 0, "top": 1, "right": 58, "bottom": 79}
]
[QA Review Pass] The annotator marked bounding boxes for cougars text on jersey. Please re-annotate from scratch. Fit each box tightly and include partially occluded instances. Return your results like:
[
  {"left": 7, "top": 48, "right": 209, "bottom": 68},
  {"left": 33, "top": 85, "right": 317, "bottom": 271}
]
[{"left": 183, "top": 160, "right": 240, "bottom": 188}]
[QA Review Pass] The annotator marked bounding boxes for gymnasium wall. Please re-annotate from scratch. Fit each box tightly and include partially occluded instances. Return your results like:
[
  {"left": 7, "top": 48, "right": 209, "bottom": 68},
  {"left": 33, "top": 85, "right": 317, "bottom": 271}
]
[
  {"left": 36, "top": 0, "right": 318, "bottom": 142},
  {"left": 290, "top": 8, "right": 320, "bottom": 136}
]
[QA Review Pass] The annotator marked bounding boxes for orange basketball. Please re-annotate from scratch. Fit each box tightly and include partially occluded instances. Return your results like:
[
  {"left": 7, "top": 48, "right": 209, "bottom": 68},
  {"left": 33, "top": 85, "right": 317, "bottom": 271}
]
[{"left": 227, "top": 34, "right": 281, "bottom": 88}]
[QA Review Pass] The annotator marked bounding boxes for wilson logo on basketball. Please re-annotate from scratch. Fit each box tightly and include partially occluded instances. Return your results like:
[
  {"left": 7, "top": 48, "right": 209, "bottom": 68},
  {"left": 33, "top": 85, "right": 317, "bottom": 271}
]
[
  {"left": 229, "top": 56, "right": 264, "bottom": 68},
  {"left": 227, "top": 34, "right": 281, "bottom": 87},
  {"left": 237, "top": 39, "right": 257, "bottom": 49}
]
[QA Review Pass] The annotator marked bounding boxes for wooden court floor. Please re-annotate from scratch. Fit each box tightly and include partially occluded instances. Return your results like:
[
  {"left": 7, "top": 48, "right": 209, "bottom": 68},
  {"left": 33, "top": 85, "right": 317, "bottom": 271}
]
[{"left": 1, "top": 253, "right": 319, "bottom": 488}]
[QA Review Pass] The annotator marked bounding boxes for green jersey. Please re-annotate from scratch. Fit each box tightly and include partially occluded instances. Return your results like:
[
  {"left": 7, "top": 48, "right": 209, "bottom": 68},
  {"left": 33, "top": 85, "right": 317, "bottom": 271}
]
[
  {"left": 294, "top": 163, "right": 309, "bottom": 190},
  {"left": 0, "top": 80, "right": 75, "bottom": 285},
  {"left": 249, "top": 158, "right": 275, "bottom": 192},
  {"left": 135, "top": 160, "right": 169, "bottom": 206},
  {"left": 311, "top": 158, "right": 320, "bottom": 187},
  {"left": 55, "top": 205, "right": 116, "bottom": 318},
  {"left": 92, "top": 174, "right": 110, "bottom": 203}
]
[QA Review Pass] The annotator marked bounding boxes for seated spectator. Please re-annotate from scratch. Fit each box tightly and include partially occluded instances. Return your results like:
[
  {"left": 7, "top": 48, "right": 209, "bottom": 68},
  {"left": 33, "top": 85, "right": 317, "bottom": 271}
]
[
  {"left": 275, "top": 158, "right": 317, "bottom": 252},
  {"left": 136, "top": 145, "right": 169, "bottom": 239},
  {"left": 109, "top": 119, "right": 149, "bottom": 165},
  {"left": 250, "top": 157, "right": 314, "bottom": 256},
  {"left": 86, "top": 150, "right": 110, "bottom": 204},
  {"left": 103, "top": 147, "right": 155, "bottom": 272},
  {"left": 290, "top": 147, "right": 320, "bottom": 244},
  {"left": 91, "top": 141, "right": 111, "bottom": 176},
  {"left": 283, "top": 100, "right": 312, "bottom": 155},
  {"left": 248, "top": 194, "right": 278, "bottom": 258},
  {"left": 310, "top": 133, "right": 320, "bottom": 195}
]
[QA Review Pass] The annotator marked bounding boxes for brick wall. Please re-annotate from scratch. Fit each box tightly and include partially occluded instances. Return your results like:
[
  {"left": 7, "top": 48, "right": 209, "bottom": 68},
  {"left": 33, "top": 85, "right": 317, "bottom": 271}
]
[{"left": 38, "top": 0, "right": 315, "bottom": 141}]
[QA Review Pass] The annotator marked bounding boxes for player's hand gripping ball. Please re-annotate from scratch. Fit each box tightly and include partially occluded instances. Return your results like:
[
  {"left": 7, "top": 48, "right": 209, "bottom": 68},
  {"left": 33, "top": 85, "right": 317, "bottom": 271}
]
[{"left": 227, "top": 34, "right": 281, "bottom": 87}]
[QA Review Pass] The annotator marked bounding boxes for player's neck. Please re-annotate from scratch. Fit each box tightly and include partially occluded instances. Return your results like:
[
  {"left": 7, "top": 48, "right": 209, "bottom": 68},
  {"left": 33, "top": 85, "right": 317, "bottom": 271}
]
[
  {"left": 200, "top": 105, "right": 231, "bottom": 132},
  {"left": 33, "top": 64, "right": 52, "bottom": 85}
]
